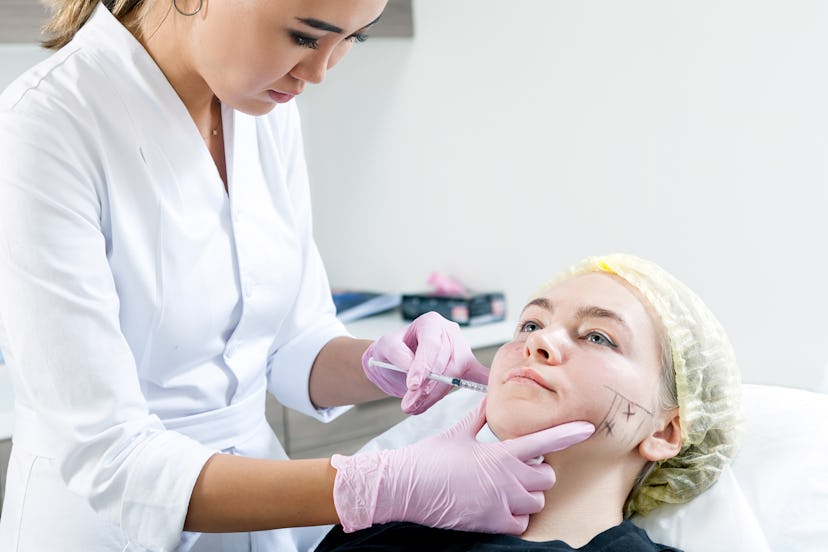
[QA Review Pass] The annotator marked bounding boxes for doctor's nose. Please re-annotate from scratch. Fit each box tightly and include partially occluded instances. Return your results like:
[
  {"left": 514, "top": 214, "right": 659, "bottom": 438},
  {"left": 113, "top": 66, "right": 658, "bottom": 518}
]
[
  {"left": 524, "top": 328, "right": 564, "bottom": 365},
  {"left": 291, "top": 52, "right": 331, "bottom": 85}
]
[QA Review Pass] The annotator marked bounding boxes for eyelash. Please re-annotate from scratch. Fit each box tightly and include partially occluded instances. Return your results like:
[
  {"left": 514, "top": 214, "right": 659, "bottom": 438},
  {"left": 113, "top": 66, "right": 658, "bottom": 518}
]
[
  {"left": 291, "top": 32, "right": 319, "bottom": 49},
  {"left": 518, "top": 320, "right": 541, "bottom": 333},
  {"left": 518, "top": 320, "right": 617, "bottom": 349},
  {"left": 582, "top": 331, "right": 617, "bottom": 349},
  {"left": 291, "top": 32, "right": 369, "bottom": 50}
]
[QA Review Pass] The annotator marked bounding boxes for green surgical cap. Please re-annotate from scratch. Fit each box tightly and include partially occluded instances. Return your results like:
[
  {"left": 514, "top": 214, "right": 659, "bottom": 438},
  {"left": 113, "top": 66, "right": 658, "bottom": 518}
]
[{"left": 537, "top": 254, "right": 743, "bottom": 517}]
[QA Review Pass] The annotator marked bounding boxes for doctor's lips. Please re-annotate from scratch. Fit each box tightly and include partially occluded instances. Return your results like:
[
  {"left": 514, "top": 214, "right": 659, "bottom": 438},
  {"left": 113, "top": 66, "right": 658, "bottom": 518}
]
[
  {"left": 268, "top": 89, "right": 298, "bottom": 103},
  {"left": 504, "top": 367, "right": 555, "bottom": 392}
]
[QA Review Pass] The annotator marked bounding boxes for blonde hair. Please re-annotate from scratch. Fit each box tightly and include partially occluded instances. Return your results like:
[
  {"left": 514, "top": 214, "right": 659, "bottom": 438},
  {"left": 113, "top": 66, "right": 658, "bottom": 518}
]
[{"left": 42, "top": 0, "right": 151, "bottom": 49}]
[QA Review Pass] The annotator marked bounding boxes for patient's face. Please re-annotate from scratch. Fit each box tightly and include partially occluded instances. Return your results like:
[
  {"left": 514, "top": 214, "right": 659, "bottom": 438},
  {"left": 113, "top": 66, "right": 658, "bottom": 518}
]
[{"left": 486, "top": 273, "right": 666, "bottom": 451}]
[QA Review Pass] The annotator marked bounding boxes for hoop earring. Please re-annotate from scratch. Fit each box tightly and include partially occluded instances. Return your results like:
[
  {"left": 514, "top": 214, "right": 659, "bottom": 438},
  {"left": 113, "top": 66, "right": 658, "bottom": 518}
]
[{"left": 173, "top": 0, "right": 203, "bottom": 16}]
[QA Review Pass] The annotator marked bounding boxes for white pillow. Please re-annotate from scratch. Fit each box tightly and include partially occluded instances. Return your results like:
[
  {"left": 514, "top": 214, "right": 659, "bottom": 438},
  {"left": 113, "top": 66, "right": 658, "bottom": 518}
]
[
  {"left": 631, "top": 465, "right": 770, "bottom": 551},
  {"left": 732, "top": 384, "right": 828, "bottom": 551},
  {"left": 358, "top": 384, "right": 828, "bottom": 552}
]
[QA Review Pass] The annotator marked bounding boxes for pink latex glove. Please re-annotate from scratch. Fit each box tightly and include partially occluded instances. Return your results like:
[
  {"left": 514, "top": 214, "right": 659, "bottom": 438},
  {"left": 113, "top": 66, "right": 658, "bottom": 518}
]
[
  {"left": 331, "top": 400, "right": 595, "bottom": 534},
  {"left": 362, "top": 311, "right": 488, "bottom": 414}
]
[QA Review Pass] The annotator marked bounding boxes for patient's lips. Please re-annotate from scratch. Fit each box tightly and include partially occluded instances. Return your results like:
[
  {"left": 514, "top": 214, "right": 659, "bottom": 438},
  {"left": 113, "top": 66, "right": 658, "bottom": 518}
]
[{"left": 505, "top": 367, "right": 555, "bottom": 392}]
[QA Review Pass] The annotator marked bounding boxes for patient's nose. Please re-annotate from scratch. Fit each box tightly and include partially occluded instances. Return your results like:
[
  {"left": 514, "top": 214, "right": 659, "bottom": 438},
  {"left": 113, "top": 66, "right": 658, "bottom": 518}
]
[{"left": 525, "top": 329, "right": 563, "bottom": 365}]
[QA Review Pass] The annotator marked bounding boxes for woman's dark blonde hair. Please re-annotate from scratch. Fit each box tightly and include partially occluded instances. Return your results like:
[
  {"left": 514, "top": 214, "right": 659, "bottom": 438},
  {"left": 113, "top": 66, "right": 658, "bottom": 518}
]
[{"left": 42, "top": 0, "right": 150, "bottom": 49}]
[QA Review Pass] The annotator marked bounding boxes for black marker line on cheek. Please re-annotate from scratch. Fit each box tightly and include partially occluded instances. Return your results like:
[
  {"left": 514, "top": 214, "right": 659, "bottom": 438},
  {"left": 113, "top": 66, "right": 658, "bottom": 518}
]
[{"left": 596, "top": 385, "right": 654, "bottom": 440}]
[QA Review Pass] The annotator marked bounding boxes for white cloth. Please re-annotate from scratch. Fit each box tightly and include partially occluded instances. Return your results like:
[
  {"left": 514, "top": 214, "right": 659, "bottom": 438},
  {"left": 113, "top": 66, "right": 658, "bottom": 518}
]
[{"left": 0, "top": 4, "right": 349, "bottom": 551}]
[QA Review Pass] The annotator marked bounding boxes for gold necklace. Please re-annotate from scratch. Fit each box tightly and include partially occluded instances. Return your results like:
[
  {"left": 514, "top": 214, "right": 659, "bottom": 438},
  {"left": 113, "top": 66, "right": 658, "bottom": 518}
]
[{"left": 202, "top": 100, "right": 222, "bottom": 140}]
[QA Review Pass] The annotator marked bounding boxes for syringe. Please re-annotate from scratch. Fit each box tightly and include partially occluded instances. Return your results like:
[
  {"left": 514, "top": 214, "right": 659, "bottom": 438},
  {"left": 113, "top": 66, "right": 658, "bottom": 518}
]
[{"left": 367, "top": 358, "right": 488, "bottom": 394}]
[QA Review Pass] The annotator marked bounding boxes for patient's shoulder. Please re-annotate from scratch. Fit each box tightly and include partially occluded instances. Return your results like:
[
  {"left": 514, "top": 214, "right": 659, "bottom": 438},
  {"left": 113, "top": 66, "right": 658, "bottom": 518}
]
[
  {"left": 314, "top": 520, "right": 682, "bottom": 551},
  {"left": 587, "top": 520, "right": 682, "bottom": 552}
]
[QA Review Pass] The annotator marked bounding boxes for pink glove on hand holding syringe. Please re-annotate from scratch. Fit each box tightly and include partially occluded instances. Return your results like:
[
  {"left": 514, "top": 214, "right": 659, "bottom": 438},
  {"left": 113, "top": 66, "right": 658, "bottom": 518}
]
[{"left": 360, "top": 311, "right": 490, "bottom": 414}]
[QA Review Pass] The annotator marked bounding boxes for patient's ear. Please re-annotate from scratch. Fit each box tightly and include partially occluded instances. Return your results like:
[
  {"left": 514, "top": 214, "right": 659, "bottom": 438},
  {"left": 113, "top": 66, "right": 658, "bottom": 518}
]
[{"left": 639, "top": 413, "right": 682, "bottom": 462}]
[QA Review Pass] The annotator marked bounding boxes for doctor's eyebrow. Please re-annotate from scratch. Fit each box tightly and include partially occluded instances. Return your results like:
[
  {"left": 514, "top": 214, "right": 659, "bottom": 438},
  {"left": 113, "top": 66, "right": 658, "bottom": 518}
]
[{"left": 296, "top": 14, "right": 383, "bottom": 35}]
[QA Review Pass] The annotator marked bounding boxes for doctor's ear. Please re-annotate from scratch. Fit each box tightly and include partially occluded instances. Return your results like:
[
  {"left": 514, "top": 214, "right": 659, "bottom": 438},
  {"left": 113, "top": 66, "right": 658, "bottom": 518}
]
[{"left": 638, "top": 412, "right": 682, "bottom": 462}]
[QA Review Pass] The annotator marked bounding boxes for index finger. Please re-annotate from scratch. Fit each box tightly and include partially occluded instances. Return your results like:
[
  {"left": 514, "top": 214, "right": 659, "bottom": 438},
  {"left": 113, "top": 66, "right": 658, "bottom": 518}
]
[{"left": 501, "top": 421, "right": 595, "bottom": 462}]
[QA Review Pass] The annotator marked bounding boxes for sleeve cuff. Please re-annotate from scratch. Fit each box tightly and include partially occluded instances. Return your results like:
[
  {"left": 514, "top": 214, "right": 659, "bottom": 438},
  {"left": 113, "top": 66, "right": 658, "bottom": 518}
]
[
  {"left": 267, "top": 316, "right": 352, "bottom": 422},
  {"left": 121, "top": 431, "right": 216, "bottom": 551}
]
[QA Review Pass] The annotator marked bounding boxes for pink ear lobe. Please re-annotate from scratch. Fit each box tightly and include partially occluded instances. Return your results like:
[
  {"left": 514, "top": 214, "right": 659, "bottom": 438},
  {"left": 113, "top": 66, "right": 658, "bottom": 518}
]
[{"left": 639, "top": 414, "right": 682, "bottom": 462}]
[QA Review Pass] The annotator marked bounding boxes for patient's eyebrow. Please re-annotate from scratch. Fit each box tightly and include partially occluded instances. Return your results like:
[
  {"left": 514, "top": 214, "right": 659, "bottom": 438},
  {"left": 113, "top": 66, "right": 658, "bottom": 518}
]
[
  {"left": 522, "top": 299, "right": 629, "bottom": 330},
  {"left": 523, "top": 297, "right": 554, "bottom": 313},
  {"left": 576, "top": 305, "right": 629, "bottom": 330}
]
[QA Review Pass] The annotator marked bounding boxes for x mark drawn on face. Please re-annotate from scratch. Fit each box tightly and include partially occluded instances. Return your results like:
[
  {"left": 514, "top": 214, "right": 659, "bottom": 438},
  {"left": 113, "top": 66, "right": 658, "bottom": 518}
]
[{"left": 597, "top": 386, "right": 654, "bottom": 445}]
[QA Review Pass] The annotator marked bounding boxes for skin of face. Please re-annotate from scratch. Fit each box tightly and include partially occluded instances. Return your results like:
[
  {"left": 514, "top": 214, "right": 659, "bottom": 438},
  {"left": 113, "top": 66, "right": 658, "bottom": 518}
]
[
  {"left": 486, "top": 273, "right": 677, "bottom": 464},
  {"left": 150, "top": 0, "right": 387, "bottom": 115}
]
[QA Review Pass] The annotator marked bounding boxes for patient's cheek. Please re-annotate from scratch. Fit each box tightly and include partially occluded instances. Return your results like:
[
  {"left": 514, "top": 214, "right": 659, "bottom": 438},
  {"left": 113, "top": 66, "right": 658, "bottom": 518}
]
[{"left": 593, "top": 385, "right": 656, "bottom": 442}]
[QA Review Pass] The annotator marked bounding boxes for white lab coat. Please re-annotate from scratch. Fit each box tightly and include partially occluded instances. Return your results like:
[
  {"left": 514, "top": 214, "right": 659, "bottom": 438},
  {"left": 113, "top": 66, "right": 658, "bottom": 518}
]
[{"left": 0, "top": 4, "right": 348, "bottom": 551}]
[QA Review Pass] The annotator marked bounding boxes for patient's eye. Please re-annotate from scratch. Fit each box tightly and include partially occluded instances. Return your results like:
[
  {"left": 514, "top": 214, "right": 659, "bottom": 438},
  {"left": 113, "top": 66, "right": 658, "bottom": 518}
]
[
  {"left": 519, "top": 320, "right": 541, "bottom": 333},
  {"left": 584, "top": 331, "right": 617, "bottom": 348}
]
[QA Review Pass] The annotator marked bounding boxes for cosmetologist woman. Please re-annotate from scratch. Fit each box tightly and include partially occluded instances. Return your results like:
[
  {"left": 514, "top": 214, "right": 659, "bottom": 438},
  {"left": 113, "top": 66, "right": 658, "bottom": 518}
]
[{"left": 0, "top": 1, "right": 591, "bottom": 550}]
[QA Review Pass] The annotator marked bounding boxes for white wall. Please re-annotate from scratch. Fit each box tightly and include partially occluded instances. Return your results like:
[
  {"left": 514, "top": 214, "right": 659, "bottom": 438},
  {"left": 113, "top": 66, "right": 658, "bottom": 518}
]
[
  {"left": 299, "top": 0, "right": 828, "bottom": 391},
  {"left": 2, "top": 4, "right": 826, "bottom": 391},
  {"left": 0, "top": 44, "right": 49, "bottom": 89}
]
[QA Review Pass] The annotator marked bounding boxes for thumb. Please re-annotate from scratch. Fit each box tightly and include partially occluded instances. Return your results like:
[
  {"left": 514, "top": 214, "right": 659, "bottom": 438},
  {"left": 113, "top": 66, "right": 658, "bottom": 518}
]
[
  {"left": 461, "top": 358, "right": 490, "bottom": 385},
  {"left": 501, "top": 421, "right": 595, "bottom": 462},
  {"left": 442, "top": 398, "right": 488, "bottom": 439}
]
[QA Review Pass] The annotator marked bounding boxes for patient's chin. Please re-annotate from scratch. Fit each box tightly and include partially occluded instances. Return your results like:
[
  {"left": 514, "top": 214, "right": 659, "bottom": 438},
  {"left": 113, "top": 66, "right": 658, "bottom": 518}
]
[
  {"left": 485, "top": 419, "right": 513, "bottom": 441},
  {"left": 487, "top": 417, "right": 548, "bottom": 442}
]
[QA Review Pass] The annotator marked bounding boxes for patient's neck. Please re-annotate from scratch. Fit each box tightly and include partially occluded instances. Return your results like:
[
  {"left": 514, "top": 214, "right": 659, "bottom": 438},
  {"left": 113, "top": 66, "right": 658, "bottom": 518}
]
[{"left": 520, "top": 451, "right": 640, "bottom": 548}]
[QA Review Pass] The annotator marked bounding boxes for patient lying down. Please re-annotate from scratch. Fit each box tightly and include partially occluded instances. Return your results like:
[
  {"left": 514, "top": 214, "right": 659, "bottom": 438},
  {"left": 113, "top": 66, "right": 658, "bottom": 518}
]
[{"left": 316, "top": 254, "right": 743, "bottom": 551}]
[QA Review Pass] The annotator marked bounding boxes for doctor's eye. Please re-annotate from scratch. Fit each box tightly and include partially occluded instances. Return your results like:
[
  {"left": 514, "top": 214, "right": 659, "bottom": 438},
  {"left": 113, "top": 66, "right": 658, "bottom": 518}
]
[
  {"left": 583, "top": 331, "right": 617, "bottom": 349},
  {"left": 347, "top": 32, "right": 369, "bottom": 43},
  {"left": 291, "top": 32, "right": 320, "bottom": 49}
]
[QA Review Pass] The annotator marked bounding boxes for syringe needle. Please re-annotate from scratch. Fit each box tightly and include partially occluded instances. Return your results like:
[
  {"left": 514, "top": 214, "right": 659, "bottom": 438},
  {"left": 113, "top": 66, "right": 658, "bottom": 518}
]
[{"left": 367, "top": 358, "right": 488, "bottom": 394}]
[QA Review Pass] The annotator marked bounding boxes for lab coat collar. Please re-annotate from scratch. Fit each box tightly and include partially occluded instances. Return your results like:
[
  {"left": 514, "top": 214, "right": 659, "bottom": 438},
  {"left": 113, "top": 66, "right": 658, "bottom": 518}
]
[{"left": 76, "top": 3, "right": 231, "bottom": 198}]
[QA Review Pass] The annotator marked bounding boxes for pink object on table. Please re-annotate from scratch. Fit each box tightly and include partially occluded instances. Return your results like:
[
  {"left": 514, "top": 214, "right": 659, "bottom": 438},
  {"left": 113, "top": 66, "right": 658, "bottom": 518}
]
[{"left": 426, "top": 271, "right": 468, "bottom": 296}]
